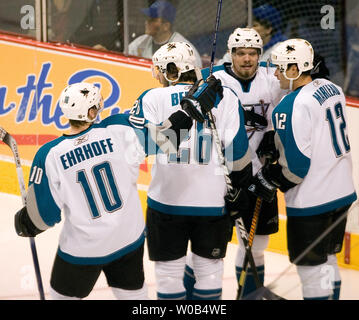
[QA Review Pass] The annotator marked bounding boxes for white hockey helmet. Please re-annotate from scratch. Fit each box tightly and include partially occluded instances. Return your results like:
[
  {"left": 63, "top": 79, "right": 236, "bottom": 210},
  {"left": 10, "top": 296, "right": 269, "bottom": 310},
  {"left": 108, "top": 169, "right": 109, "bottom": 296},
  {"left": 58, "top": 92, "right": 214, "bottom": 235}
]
[
  {"left": 271, "top": 38, "right": 314, "bottom": 80},
  {"left": 59, "top": 82, "right": 104, "bottom": 122},
  {"left": 227, "top": 28, "right": 263, "bottom": 55},
  {"left": 152, "top": 41, "right": 198, "bottom": 82}
]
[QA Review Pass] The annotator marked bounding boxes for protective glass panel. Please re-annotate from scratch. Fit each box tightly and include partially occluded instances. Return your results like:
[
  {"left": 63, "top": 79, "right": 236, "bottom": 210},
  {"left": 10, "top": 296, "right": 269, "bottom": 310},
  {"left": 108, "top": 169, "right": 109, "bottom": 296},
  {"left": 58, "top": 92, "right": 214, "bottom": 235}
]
[
  {"left": 344, "top": 0, "right": 359, "bottom": 97},
  {"left": 0, "top": 0, "right": 36, "bottom": 38},
  {"left": 46, "top": 0, "right": 124, "bottom": 52},
  {"left": 251, "top": 0, "right": 345, "bottom": 88},
  {"left": 126, "top": 0, "right": 248, "bottom": 68}
]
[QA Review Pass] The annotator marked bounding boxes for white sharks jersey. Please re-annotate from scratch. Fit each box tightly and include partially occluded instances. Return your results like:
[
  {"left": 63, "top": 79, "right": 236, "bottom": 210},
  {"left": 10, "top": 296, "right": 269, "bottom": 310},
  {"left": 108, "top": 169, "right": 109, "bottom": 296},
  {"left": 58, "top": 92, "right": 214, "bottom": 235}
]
[
  {"left": 26, "top": 114, "right": 157, "bottom": 265},
  {"left": 272, "top": 78, "right": 357, "bottom": 216},
  {"left": 202, "top": 63, "right": 287, "bottom": 174},
  {"left": 134, "top": 83, "right": 251, "bottom": 216}
]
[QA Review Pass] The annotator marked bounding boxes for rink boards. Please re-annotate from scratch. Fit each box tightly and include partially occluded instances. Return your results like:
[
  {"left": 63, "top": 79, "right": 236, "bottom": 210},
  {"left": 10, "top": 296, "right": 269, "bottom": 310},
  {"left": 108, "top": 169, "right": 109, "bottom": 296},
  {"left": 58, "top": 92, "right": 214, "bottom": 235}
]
[{"left": 0, "top": 33, "right": 358, "bottom": 271}]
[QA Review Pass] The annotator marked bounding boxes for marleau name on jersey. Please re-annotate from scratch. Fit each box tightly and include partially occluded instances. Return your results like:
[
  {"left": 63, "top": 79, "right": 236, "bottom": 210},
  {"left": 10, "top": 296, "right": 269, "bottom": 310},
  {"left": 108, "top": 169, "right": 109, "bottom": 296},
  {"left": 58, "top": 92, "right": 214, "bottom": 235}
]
[{"left": 312, "top": 83, "right": 340, "bottom": 106}]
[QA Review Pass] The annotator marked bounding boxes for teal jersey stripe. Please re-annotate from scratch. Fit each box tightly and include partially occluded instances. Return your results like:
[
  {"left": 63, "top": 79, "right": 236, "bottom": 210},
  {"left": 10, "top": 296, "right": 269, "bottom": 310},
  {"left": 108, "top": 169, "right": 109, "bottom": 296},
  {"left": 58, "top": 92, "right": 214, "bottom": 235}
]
[
  {"left": 272, "top": 87, "right": 311, "bottom": 179},
  {"left": 135, "top": 88, "right": 154, "bottom": 118},
  {"left": 286, "top": 192, "right": 357, "bottom": 216},
  {"left": 201, "top": 65, "right": 225, "bottom": 80},
  {"left": 57, "top": 230, "right": 145, "bottom": 265},
  {"left": 148, "top": 197, "right": 226, "bottom": 216},
  {"left": 30, "top": 136, "right": 67, "bottom": 227},
  {"left": 98, "top": 113, "right": 156, "bottom": 155},
  {"left": 223, "top": 99, "right": 249, "bottom": 162}
]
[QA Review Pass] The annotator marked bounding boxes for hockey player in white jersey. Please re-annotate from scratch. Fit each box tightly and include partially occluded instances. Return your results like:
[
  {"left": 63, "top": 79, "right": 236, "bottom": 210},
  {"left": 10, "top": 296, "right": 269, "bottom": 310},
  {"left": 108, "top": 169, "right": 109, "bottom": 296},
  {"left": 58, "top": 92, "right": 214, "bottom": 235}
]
[
  {"left": 249, "top": 38, "right": 357, "bottom": 299},
  {"left": 185, "top": 28, "right": 287, "bottom": 299},
  {"left": 134, "top": 41, "right": 252, "bottom": 300},
  {"left": 13, "top": 81, "right": 214, "bottom": 300}
]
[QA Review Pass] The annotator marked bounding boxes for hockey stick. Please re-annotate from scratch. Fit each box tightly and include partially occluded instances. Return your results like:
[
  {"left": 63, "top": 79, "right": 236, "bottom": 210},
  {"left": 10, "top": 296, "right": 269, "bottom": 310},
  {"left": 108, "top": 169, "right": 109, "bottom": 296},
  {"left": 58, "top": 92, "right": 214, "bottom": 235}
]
[
  {"left": 206, "top": 0, "right": 234, "bottom": 195},
  {"left": 236, "top": 157, "right": 272, "bottom": 299},
  {"left": 205, "top": 0, "right": 266, "bottom": 297},
  {"left": 0, "top": 127, "right": 45, "bottom": 300},
  {"left": 208, "top": 0, "right": 222, "bottom": 76},
  {"left": 267, "top": 206, "right": 350, "bottom": 293},
  {"left": 245, "top": 206, "right": 351, "bottom": 300},
  {"left": 236, "top": 197, "right": 262, "bottom": 299}
]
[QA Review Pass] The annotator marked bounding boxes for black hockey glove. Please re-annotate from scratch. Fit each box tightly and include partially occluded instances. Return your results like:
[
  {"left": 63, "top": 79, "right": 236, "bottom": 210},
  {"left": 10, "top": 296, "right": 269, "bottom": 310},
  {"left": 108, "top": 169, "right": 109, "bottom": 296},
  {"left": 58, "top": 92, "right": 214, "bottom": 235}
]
[
  {"left": 311, "top": 53, "right": 330, "bottom": 80},
  {"left": 256, "top": 130, "right": 279, "bottom": 163},
  {"left": 15, "top": 206, "right": 44, "bottom": 237},
  {"left": 165, "top": 110, "right": 193, "bottom": 149},
  {"left": 193, "top": 75, "right": 223, "bottom": 113},
  {"left": 181, "top": 76, "right": 223, "bottom": 123},
  {"left": 180, "top": 97, "right": 206, "bottom": 123},
  {"left": 243, "top": 108, "right": 268, "bottom": 129},
  {"left": 248, "top": 166, "right": 277, "bottom": 203},
  {"left": 224, "top": 187, "right": 250, "bottom": 221}
]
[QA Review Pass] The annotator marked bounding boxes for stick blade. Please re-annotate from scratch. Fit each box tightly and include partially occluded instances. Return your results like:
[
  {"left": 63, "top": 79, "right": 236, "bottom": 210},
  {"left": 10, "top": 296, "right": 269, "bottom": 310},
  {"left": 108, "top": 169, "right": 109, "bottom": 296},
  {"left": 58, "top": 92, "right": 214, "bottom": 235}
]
[
  {"left": 0, "top": 126, "right": 8, "bottom": 143},
  {"left": 242, "top": 287, "right": 286, "bottom": 300},
  {"left": 0, "top": 127, "right": 13, "bottom": 149}
]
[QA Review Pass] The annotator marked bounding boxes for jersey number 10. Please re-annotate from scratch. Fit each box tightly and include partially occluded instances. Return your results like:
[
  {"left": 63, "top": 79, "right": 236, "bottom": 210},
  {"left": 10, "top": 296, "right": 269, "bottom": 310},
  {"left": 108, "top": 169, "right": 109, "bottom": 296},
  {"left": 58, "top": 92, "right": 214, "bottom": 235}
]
[{"left": 77, "top": 161, "right": 123, "bottom": 218}]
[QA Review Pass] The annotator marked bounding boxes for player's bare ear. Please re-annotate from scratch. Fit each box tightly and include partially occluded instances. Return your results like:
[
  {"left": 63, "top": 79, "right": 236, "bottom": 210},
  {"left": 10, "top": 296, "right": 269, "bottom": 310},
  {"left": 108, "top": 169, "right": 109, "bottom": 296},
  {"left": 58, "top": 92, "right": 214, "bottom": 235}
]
[
  {"left": 287, "top": 64, "right": 299, "bottom": 76},
  {"left": 88, "top": 106, "right": 98, "bottom": 121}
]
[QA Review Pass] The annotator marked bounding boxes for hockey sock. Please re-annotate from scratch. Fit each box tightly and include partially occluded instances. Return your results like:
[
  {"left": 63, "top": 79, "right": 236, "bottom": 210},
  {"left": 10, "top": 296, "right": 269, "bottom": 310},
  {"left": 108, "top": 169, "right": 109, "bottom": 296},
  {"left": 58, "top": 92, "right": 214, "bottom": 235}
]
[
  {"left": 327, "top": 254, "right": 342, "bottom": 300},
  {"left": 111, "top": 284, "right": 149, "bottom": 300},
  {"left": 183, "top": 264, "right": 196, "bottom": 300},
  {"left": 155, "top": 257, "right": 186, "bottom": 300},
  {"left": 332, "top": 280, "right": 342, "bottom": 300},
  {"left": 296, "top": 263, "right": 332, "bottom": 300},
  {"left": 192, "top": 287, "right": 222, "bottom": 300},
  {"left": 192, "top": 254, "right": 223, "bottom": 300},
  {"left": 236, "top": 264, "right": 265, "bottom": 298}
]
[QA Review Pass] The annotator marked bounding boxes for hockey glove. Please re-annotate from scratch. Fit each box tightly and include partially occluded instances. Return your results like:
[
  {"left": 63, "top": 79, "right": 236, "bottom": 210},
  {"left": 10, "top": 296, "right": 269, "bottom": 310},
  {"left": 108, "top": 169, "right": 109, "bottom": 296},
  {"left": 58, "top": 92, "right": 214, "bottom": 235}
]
[
  {"left": 180, "top": 97, "right": 205, "bottom": 123},
  {"left": 15, "top": 206, "right": 44, "bottom": 237},
  {"left": 191, "top": 75, "right": 223, "bottom": 113},
  {"left": 256, "top": 130, "right": 279, "bottom": 163},
  {"left": 311, "top": 53, "right": 330, "bottom": 80},
  {"left": 248, "top": 166, "right": 277, "bottom": 202},
  {"left": 224, "top": 187, "right": 250, "bottom": 221},
  {"left": 243, "top": 108, "right": 268, "bottom": 129}
]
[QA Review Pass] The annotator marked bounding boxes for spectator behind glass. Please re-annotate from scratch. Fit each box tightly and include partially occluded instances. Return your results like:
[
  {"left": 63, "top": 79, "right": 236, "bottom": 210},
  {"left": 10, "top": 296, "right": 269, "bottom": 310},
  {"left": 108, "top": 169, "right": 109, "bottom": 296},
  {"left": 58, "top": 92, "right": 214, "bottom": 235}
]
[
  {"left": 128, "top": 0, "right": 202, "bottom": 68},
  {"left": 48, "top": 0, "right": 123, "bottom": 52},
  {"left": 69, "top": 0, "right": 123, "bottom": 52},
  {"left": 252, "top": 4, "right": 287, "bottom": 62},
  {"left": 344, "top": 0, "right": 359, "bottom": 97},
  {"left": 217, "top": 4, "right": 287, "bottom": 65},
  {"left": 47, "top": 0, "right": 89, "bottom": 43}
]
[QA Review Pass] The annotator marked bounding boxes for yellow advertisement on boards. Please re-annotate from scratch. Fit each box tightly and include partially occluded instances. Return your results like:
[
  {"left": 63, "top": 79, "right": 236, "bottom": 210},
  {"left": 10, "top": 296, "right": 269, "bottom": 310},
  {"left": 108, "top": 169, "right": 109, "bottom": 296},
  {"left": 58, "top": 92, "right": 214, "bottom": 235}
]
[{"left": 0, "top": 36, "right": 157, "bottom": 192}]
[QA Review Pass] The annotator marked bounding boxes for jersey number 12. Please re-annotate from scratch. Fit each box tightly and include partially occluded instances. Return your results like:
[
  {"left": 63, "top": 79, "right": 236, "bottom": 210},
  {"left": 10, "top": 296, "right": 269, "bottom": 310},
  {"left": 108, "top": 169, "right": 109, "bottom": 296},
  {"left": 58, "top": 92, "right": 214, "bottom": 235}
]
[{"left": 326, "top": 102, "right": 350, "bottom": 157}]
